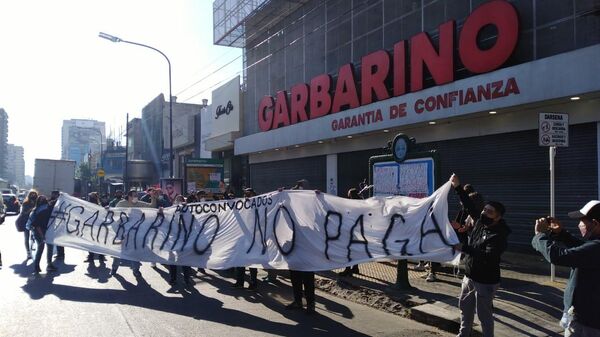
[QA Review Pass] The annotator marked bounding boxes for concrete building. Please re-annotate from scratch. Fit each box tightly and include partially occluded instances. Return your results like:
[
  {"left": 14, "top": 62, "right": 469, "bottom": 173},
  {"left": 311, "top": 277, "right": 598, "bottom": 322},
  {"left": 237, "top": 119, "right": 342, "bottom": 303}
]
[
  {"left": 61, "top": 119, "right": 106, "bottom": 168},
  {"left": 215, "top": 0, "right": 600, "bottom": 250},
  {"left": 140, "top": 94, "right": 204, "bottom": 182},
  {"left": 6, "top": 144, "right": 25, "bottom": 187},
  {"left": 0, "top": 108, "right": 8, "bottom": 180},
  {"left": 127, "top": 118, "right": 143, "bottom": 160}
]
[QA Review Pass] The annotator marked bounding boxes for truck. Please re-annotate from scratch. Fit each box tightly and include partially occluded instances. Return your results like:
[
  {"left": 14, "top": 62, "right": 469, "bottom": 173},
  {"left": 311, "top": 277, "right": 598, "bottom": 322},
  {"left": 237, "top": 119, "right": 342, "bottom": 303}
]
[{"left": 33, "top": 159, "right": 76, "bottom": 196}]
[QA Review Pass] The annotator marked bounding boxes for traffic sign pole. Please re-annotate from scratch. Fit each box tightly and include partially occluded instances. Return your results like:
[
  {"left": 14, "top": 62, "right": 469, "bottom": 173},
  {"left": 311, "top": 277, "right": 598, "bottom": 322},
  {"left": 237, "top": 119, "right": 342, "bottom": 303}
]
[{"left": 539, "top": 112, "right": 568, "bottom": 283}]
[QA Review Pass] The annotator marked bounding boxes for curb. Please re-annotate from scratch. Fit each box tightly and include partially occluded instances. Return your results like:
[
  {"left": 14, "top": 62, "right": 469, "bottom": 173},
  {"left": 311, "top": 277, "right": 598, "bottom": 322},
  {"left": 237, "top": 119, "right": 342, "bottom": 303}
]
[{"left": 313, "top": 274, "right": 483, "bottom": 336}]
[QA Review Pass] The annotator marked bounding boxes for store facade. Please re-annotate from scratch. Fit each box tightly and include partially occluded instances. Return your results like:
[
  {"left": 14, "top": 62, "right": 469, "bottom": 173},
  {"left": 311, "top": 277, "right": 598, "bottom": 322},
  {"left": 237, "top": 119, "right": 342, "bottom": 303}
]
[{"left": 217, "top": 0, "right": 600, "bottom": 249}]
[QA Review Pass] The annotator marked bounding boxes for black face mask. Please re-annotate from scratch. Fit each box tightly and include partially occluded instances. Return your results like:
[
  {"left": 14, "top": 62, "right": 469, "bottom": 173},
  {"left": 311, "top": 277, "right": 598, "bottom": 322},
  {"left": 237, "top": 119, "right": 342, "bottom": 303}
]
[{"left": 480, "top": 214, "right": 494, "bottom": 226}]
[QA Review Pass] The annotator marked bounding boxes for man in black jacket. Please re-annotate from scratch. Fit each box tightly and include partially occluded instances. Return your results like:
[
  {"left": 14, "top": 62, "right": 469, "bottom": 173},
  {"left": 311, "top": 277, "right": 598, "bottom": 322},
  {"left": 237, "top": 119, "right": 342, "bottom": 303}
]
[
  {"left": 532, "top": 200, "right": 600, "bottom": 336},
  {"left": 451, "top": 175, "right": 510, "bottom": 337}
]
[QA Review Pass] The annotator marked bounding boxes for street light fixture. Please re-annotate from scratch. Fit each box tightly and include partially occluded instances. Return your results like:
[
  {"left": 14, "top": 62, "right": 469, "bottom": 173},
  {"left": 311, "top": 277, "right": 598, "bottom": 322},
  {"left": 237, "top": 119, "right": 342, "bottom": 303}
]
[{"left": 99, "top": 32, "right": 175, "bottom": 178}]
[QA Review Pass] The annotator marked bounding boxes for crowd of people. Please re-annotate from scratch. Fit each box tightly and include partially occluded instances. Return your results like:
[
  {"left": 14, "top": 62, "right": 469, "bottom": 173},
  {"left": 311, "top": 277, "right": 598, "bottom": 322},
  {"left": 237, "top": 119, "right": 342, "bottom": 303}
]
[{"left": 3, "top": 174, "right": 600, "bottom": 336}]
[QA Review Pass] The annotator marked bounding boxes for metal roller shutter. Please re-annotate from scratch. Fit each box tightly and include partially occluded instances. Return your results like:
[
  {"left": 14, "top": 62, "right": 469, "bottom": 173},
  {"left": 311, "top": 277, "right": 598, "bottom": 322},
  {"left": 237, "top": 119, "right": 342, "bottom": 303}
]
[
  {"left": 418, "top": 123, "right": 598, "bottom": 251},
  {"left": 249, "top": 155, "right": 327, "bottom": 194},
  {"left": 336, "top": 123, "right": 597, "bottom": 251}
]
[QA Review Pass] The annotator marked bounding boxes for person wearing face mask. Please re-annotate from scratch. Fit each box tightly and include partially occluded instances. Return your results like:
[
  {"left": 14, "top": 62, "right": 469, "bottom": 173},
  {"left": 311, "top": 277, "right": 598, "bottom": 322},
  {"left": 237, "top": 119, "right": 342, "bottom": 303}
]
[
  {"left": 112, "top": 190, "right": 158, "bottom": 277},
  {"left": 451, "top": 174, "right": 510, "bottom": 337},
  {"left": 532, "top": 200, "right": 600, "bottom": 336}
]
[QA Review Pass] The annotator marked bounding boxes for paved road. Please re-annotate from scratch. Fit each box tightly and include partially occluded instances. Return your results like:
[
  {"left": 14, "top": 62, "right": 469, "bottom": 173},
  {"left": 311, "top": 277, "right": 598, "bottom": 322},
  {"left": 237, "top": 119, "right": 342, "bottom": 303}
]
[{"left": 0, "top": 215, "right": 451, "bottom": 337}]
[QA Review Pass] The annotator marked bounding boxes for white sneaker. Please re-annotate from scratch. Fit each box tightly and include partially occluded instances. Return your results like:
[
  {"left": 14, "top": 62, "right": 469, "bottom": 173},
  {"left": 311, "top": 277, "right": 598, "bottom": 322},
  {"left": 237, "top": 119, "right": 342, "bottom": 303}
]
[
  {"left": 425, "top": 273, "right": 437, "bottom": 282},
  {"left": 560, "top": 312, "right": 569, "bottom": 329},
  {"left": 414, "top": 263, "right": 426, "bottom": 272}
]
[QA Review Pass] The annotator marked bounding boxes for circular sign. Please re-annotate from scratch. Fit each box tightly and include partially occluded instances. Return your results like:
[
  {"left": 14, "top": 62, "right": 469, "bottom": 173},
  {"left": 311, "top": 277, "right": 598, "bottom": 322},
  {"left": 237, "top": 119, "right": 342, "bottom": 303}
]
[
  {"left": 392, "top": 134, "right": 410, "bottom": 163},
  {"left": 97, "top": 169, "right": 105, "bottom": 177}
]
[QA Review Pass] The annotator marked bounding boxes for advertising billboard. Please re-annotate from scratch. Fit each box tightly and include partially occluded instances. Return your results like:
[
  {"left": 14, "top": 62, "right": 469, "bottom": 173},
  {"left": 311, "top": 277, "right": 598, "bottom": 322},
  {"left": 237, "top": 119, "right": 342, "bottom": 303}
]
[{"left": 184, "top": 158, "right": 224, "bottom": 194}]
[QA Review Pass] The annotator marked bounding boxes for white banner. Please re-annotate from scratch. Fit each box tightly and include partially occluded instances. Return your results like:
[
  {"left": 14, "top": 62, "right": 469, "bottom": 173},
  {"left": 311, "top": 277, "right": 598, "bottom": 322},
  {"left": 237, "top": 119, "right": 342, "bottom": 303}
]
[{"left": 45, "top": 181, "right": 459, "bottom": 271}]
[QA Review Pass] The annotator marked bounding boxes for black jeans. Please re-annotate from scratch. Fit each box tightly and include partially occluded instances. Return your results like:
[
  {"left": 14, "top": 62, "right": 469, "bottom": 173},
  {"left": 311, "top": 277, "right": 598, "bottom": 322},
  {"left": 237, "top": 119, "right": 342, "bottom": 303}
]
[
  {"left": 168, "top": 265, "right": 192, "bottom": 282},
  {"left": 235, "top": 267, "right": 257, "bottom": 285},
  {"left": 33, "top": 230, "right": 53, "bottom": 271},
  {"left": 290, "top": 270, "right": 315, "bottom": 305},
  {"left": 56, "top": 245, "right": 64, "bottom": 258}
]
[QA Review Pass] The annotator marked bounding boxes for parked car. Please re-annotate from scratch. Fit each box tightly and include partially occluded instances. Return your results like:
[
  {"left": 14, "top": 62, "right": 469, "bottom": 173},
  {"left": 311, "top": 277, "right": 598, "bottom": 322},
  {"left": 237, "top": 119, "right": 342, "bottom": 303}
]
[{"left": 2, "top": 194, "right": 20, "bottom": 214}]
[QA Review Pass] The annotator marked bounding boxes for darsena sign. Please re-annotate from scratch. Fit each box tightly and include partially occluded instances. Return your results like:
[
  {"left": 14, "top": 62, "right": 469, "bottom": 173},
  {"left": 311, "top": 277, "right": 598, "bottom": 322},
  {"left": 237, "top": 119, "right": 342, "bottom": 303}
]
[{"left": 257, "top": 0, "right": 519, "bottom": 132}]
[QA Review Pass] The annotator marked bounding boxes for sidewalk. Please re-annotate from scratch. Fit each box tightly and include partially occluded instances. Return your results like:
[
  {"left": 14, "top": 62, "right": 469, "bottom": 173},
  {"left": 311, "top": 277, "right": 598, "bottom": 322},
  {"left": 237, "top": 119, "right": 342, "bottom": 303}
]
[{"left": 311, "top": 252, "right": 568, "bottom": 337}]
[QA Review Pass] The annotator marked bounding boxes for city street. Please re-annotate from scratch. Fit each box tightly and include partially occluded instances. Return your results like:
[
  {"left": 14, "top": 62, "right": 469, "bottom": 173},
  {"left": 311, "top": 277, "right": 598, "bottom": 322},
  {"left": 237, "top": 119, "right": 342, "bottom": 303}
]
[{"left": 0, "top": 215, "right": 451, "bottom": 337}]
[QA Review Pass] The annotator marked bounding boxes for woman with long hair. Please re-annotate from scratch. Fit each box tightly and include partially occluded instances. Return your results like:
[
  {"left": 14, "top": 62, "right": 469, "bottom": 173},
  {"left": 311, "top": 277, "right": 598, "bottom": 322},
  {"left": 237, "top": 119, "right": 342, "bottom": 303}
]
[
  {"left": 16, "top": 190, "right": 38, "bottom": 260},
  {"left": 26, "top": 195, "right": 57, "bottom": 273}
]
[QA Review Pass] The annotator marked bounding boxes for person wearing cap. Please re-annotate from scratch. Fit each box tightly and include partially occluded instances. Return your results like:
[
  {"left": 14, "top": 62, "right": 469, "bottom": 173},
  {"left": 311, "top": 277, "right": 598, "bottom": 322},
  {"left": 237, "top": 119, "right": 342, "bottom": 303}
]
[
  {"left": 532, "top": 200, "right": 600, "bottom": 336},
  {"left": 451, "top": 175, "right": 510, "bottom": 337}
]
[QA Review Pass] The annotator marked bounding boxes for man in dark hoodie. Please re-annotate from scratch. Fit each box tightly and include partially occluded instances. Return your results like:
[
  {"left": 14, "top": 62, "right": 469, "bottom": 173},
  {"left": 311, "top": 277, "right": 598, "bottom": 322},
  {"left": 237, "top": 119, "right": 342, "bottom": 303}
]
[
  {"left": 451, "top": 175, "right": 510, "bottom": 337},
  {"left": 532, "top": 200, "right": 600, "bottom": 336}
]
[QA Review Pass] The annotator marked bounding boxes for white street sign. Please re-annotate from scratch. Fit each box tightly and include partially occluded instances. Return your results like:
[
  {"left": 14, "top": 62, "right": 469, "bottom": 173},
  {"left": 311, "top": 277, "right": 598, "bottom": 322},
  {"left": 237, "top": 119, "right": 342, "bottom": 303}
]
[{"left": 539, "top": 112, "right": 569, "bottom": 147}]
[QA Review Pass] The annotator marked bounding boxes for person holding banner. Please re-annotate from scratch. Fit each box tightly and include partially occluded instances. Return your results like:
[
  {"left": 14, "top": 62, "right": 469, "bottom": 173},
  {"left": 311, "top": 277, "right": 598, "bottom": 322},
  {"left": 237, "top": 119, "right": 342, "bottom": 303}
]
[
  {"left": 49, "top": 190, "right": 66, "bottom": 261},
  {"left": 286, "top": 180, "right": 316, "bottom": 315},
  {"left": 168, "top": 195, "right": 195, "bottom": 287},
  {"left": 84, "top": 192, "right": 107, "bottom": 264},
  {"left": 26, "top": 195, "right": 57, "bottom": 274},
  {"left": 111, "top": 190, "right": 158, "bottom": 278},
  {"left": 338, "top": 187, "right": 362, "bottom": 277},
  {"left": 233, "top": 188, "right": 259, "bottom": 290},
  {"left": 451, "top": 175, "right": 510, "bottom": 337}
]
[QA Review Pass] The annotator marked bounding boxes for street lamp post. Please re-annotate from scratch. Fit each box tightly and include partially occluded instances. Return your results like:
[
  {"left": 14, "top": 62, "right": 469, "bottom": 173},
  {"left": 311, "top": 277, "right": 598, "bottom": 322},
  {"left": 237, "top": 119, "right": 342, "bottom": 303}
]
[{"left": 99, "top": 32, "right": 174, "bottom": 178}]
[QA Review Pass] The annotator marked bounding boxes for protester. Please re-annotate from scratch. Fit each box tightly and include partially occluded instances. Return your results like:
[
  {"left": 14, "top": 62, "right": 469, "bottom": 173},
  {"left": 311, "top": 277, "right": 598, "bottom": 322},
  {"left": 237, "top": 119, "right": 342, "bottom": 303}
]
[
  {"left": 109, "top": 190, "right": 123, "bottom": 207},
  {"left": 0, "top": 196, "right": 4, "bottom": 268},
  {"left": 47, "top": 190, "right": 66, "bottom": 261},
  {"left": 447, "top": 184, "right": 486, "bottom": 281},
  {"left": 186, "top": 194, "right": 198, "bottom": 203},
  {"left": 16, "top": 190, "right": 38, "bottom": 260},
  {"left": 164, "top": 182, "right": 177, "bottom": 203},
  {"left": 84, "top": 192, "right": 106, "bottom": 263},
  {"left": 111, "top": 189, "right": 158, "bottom": 277},
  {"left": 26, "top": 195, "right": 57, "bottom": 274},
  {"left": 532, "top": 200, "right": 600, "bottom": 336},
  {"left": 167, "top": 194, "right": 194, "bottom": 287},
  {"left": 339, "top": 187, "right": 361, "bottom": 277},
  {"left": 451, "top": 174, "right": 510, "bottom": 337},
  {"left": 286, "top": 180, "right": 316, "bottom": 314},
  {"left": 233, "top": 187, "right": 259, "bottom": 290}
]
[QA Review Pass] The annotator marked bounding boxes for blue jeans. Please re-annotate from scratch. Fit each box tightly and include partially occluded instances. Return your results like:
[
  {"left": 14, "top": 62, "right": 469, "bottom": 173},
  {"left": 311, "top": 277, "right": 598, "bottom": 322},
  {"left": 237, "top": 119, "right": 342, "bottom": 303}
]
[{"left": 33, "top": 230, "right": 53, "bottom": 271}]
